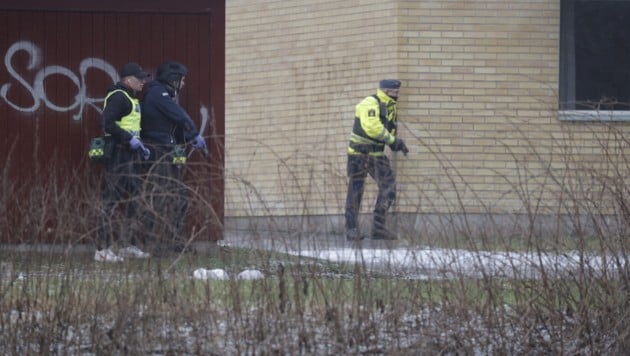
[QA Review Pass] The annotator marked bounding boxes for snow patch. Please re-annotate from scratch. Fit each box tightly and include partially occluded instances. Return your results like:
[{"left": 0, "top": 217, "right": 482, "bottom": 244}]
[
  {"left": 192, "top": 268, "right": 264, "bottom": 280},
  {"left": 237, "top": 269, "right": 264, "bottom": 280},
  {"left": 193, "top": 268, "right": 228, "bottom": 280}
]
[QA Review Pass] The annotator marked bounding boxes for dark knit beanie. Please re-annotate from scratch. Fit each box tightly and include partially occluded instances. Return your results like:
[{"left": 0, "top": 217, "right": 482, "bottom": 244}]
[{"left": 379, "top": 79, "right": 401, "bottom": 89}]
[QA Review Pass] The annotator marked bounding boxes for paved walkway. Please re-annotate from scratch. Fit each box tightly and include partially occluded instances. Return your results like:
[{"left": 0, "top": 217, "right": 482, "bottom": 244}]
[
  {"left": 220, "top": 231, "right": 626, "bottom": 279},
  {"left": 221, "top": 230, "right": 406, "bottom": 251},
  {"left": 3, "top": 232, "right": 625, "bottom": 280}
]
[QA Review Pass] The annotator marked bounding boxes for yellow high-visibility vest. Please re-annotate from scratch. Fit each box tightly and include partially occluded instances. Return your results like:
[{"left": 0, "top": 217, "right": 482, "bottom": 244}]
[
  {"left": 104, "top": 89, "right": 141, "bottom": 134},
  {"left": 347, "top": 89, "right": 398, "bottom": 156}
]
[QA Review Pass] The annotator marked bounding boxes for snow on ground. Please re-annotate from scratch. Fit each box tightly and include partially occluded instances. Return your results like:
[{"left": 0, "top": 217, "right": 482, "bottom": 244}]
[
  {"left": 221, "top": 233, "right": 627, "bottom": 279},
  {"left": 192, "top": 268, "right": 265, "bottom": 280},
  {"left": 290, "top": 247, "right": 624, "bottom": 279}
]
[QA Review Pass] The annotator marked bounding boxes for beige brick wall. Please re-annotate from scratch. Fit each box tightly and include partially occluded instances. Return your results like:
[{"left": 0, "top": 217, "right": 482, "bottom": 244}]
[{"left": 225, "top": 0, "right": 629, "bottom": 219}]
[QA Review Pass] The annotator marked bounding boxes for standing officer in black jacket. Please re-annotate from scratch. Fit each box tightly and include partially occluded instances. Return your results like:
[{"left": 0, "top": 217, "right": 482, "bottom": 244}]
[
  {"left": 95, "top": 62, "right": 152, "bottom": 262},
  {"left": 140, "top": 61, "right": 207, "bottom": 252}
]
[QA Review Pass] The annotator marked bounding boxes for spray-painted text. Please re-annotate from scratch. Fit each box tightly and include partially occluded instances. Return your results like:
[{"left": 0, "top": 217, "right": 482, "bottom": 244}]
[
  {"left": 1, "top": 41, "right": 119, "bottom": 121},
  {"left": 1, "top": 40, "right": 210, "bottom": 128}
]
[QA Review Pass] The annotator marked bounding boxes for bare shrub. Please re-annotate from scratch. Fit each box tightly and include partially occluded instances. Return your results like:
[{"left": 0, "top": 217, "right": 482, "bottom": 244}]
[{"left": 1, "top": 112, "right": 629, "bottom": 354}]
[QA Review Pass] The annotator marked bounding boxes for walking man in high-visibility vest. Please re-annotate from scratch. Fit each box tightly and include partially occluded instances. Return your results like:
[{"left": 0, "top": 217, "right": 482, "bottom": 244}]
[
  {"left": 95, "top": 62, "right": 152, "bottom": 262},
  {"left": 345, "top": 79, "right": 409, "bottom": 241}
]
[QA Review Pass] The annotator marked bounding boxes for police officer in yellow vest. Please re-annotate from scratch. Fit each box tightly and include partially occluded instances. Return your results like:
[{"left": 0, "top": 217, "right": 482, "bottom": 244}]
[
  {"left": 95, "top": 62, "right": 152, "bottom": 262},
  {"left": 345, "top": 79, "right": 409, "bottom": 241}
]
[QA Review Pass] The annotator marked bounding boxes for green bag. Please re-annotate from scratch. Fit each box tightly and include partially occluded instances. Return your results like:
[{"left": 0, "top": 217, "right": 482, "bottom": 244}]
[
  {"left": 88, "top": 136, "right": 114, "bottom": 163},
  {"left": 171, "top": 145, "right": 187, "bottom": 165}
]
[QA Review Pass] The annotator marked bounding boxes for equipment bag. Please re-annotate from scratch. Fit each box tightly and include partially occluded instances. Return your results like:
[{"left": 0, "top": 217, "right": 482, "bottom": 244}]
[
  {"left": 88, "top": 135, "right": 114, "bottom": 163},
  {"left": 171, "top": 145, "right": 187, "bottom": 165}
]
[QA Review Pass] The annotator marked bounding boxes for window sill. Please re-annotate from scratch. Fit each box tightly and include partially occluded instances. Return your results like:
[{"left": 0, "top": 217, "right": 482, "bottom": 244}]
[{"left": 558, "top": 110, "right": 630, "bottom": 122}]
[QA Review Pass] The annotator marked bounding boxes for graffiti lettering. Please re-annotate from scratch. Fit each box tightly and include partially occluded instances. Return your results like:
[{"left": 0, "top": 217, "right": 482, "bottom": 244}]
[
  {"left": 1, "top": 41, "right": 118, "bottom": 120},
  {"left": 1, "top": 40, "right": 210, "bottom": 126}
]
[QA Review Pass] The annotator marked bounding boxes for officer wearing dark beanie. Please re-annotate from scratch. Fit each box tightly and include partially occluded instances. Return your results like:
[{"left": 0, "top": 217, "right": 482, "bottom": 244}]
[
  {"left": 345, "top": 79, "right": 409, "bottom": 241},
  {"left": 379, "top": 79, "right": 401, "bottom": 90}
]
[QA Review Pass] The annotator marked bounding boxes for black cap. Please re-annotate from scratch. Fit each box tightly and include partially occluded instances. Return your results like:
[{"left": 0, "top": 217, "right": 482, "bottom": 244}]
[
  {"left": 120, "top": 62, "right": 151, "bottom": 79},
  {"left": 379, "top": 79, "right": 401, "bottom": 89}
]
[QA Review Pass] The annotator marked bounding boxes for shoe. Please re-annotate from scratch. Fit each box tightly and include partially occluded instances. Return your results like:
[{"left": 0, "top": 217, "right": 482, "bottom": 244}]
[
  {"left": 118, "top": 246, "right": 150, "bottom": 259},
  {"left": 346, "top": 228, "right": 364, "bottom": 241},
  {"left": 172, "top": 243, "right": 196, "bottom": 254},
  {"left": 371, "top": 229, "right": 397, "bottom": 240},
  {"left": 94, "top": 248, "right": 124, "bottom": 262}
]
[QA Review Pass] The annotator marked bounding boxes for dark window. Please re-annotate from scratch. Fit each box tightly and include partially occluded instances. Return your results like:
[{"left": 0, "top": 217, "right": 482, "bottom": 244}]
[{"left": 560, "top": 0, "right": 630, "bottom": 112}]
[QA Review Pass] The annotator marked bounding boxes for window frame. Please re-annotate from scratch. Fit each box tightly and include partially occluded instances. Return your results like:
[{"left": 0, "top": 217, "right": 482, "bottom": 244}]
[{"left": 559, "top": 0, "right": 630, "bottom": 122}]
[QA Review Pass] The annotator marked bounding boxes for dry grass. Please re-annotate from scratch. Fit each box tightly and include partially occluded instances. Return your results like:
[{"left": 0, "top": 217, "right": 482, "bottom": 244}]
[{"left": 1, "top": 121, "right": 629, "bottom": 354}]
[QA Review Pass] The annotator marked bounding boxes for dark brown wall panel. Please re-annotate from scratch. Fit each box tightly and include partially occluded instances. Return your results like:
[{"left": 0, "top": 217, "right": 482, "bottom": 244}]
[{"left": 1, "top": 1, "right": 225, "bottom": 242}]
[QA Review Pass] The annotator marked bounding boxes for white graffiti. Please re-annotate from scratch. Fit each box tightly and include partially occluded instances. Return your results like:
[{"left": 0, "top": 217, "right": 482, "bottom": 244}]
[
  {"left": 0, "top": 41, "right": 116, "bottom": 120},
  {"left": 1, "top": 41, "right": 119, "bottom": 121},
  {"left": 1, "top": 40, "right": 210, "bottom": 127}
]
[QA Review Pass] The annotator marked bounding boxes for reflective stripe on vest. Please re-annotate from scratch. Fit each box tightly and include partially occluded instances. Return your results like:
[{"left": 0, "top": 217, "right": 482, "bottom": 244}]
[
  {"left": 104, "top": 89, "right": 141, "bottom": 134},
  {"left": 347, "top": 93, "right": 397, "bottom": 156}
]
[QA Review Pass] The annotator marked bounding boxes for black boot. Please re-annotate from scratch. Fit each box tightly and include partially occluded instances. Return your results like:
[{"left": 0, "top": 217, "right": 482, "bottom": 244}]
[
  {"left": 346, "top": 228, "right": 364, "bottom": 241},
  {"left": 371, "top": 214, "right": 397, "bottom": 240},
  {"left": 371, "top": 229, "right": 397, "bottom": 240}
]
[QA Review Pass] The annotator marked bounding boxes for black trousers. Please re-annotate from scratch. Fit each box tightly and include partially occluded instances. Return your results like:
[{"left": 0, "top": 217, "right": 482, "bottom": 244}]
[
  {"left": 97, "top": 145, "right": 143, "bottom": 249},
  {"left": 141, "top": 143, "right": 188, "bottom": 249},
  {"left": 344, "top": 154, "right": 396, "bottom": 233}
]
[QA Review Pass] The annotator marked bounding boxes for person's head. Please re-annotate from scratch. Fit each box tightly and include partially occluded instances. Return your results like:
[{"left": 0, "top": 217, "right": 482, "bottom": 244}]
[
  {"left": 156, "top": 61, "right": 188, "bottom": 93},
  {"left": 120, "top": 62, "right": 151, "bottom": 92},
  {"left": 379, "top": 79, "right": 401, "bottom": 100}
]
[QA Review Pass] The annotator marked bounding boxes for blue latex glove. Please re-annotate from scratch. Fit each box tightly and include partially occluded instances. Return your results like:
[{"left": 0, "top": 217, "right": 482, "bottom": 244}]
[
  {"left": 129, "top": 137, "right": 143, "bottom": 150},
  {"left": 192, "top": 134, "right": 207, "bottom": 149},
  {"left": 129, "top": 137, "right": 151, "bottom": 160},
  {"left": 140, "top": 146, "right": 151, "bottom": 160}
]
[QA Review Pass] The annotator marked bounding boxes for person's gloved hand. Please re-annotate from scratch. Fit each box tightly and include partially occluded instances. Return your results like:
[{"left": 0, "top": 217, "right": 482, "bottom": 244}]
[
  {"left": 140, "top": 146, "right": 151, "bottom": 160},
  {"left": 129, "top": 137, "right": 143, "bottom": 150},
  {"left": 389, "top": 138, "right": 409, "bottom": 155},
  {"left": 192, "top": 134, "right": 209, "bottom": 157},
  {"left": 129, "top": 137, "right": 151, "bottom": 160},
  {"left": 192, "top": 134, "right": 207, "bottom": 149}
]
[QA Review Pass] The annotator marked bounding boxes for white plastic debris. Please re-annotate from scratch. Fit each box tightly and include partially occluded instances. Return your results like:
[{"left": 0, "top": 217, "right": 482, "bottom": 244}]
[
  {"left": 192, "top": 268, "right": 207, "bottom": 279},
  {"left": 237, "top": 269, "right": 264, "bottom": 280},
  {"left": 193, "top": 268, "right": 228, "bottom": 280}
]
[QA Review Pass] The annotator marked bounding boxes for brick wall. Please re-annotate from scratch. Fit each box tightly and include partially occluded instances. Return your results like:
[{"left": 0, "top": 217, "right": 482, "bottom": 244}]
[
  {"left": 396, "top": 0, "right": 561, "bottom": 215},
  {"left": 225, "top": 0, "right": 626, "bottom": 221}
]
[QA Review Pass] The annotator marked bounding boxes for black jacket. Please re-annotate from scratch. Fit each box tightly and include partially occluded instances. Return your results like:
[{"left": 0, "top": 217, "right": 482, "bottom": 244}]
[
  {"left": 101, "top": 83, "right": 138, "bottom": 143},
  {"left": 140, "top": 80, "right": 198, "bottom": 145}
]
